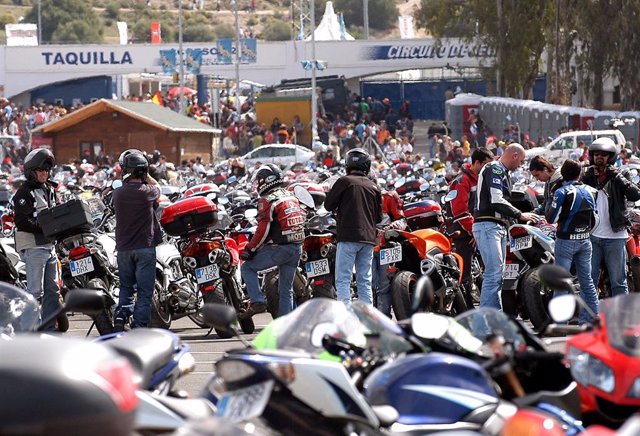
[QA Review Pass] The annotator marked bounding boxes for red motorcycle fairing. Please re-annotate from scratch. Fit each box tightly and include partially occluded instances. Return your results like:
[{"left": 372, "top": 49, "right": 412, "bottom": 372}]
[{"left": 224, "top": 237, "right": 241, "bottom": 266}]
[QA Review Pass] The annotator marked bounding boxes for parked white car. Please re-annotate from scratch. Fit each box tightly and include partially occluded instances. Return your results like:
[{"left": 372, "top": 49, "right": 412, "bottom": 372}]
[
  {"left": 526, "top": 130, "right": 627, "bottom": 160},
  {"left": 240, "top": 144, "right": 316, "bottom": 168}
]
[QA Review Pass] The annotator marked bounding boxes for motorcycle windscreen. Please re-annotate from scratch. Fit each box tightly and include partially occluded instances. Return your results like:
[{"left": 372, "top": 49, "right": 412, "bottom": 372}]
[
  {"left": 604, "top": 294, "right": 640, "bottom": 357},
  {"left": 0, "top": 285, "right": 40, "bottom": 334}
]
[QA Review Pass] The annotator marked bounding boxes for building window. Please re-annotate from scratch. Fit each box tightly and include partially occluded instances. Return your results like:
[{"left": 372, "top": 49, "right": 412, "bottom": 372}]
[{"left": 79, "top": 141, "right": 103, "bottom": 163}]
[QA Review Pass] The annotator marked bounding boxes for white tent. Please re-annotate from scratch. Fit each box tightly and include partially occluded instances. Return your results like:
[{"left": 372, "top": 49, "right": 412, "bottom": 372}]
[{"left": 307, "top": 2, "right": 355, "bottom": 41}]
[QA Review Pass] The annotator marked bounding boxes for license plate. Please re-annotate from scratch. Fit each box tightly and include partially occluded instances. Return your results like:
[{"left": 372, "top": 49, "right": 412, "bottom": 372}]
[
  {"left": 380, "top": 246, "right": 402, "bottom": 265},
  {"left": 195, "top": 264, "right": 220, "bottom": 284},
  {"left": 503, "top": 263, "right": 519, "bottom": 279},
  {"left": 70, "top": 256, "right": 94, "bottom": 277},
  {"left": 510, "top": 235, "right": 533, "bottom": 252},
  {"left": 305, "top": 258, "right": 330, "bottom": 278},
  {"left": 215, "top": 380, "right": 273, "bottom": 422}
]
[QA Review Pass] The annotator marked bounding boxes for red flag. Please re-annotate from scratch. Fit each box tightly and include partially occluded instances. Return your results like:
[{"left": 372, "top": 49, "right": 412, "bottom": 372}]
[
  {"left": 152, "top": 90, "right": 164, "bottom": 106},
  {"left": 151, "top": 22, "right": 161, "bottom": 44}
]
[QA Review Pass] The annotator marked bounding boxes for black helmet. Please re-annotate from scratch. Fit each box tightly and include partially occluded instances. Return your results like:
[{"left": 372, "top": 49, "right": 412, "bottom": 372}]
[
  {"left": 121, "top": 151, "right": 149, "bottom": 181},
  {"left": 252, "top": 164, "right": 284, "bottom": 196},
  {"left": 346, "top": 148, "right": 371, "bottom": 174},
  {"left": 23, "top": 148, "right": 55, "bottom": 181},
  {"left": 118, "top": 149, "right": 144, "bottom": 167},
  {"left": 589, "top": 137, "right": 617, "bottom": 165}
]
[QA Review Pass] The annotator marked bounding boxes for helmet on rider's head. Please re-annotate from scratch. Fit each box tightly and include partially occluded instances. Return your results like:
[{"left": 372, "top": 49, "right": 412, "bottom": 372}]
[
  {"left": 345, "top": 148, "right": 372, "bottom": 174},
  {"left": 252, "top": 164, "right": 284, "bottom": 196},
  {"left": 23, "top": 148, "right": 55, "bottom": 181},
  {"left": 589, "top": 137, "right": 617, "bottom": 165},
  {"left": 121, "top": 151, "right": 149, "bottom": 182},
  {"left": 118, "top": 149, "right": 144, "bottom": 167}
]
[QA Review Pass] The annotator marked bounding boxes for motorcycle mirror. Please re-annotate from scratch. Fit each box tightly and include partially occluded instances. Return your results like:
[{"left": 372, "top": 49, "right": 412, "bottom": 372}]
[
  {"left": 419, "top": 182, "right": 429, "bottom": 192},
  {"left": 112, "top": 180, "right": 123, "bottom": 189},
  {"left": 311, "top": 322, "right": 339, "bottom": 348},
  {"left": 411, "top": 275, "right": 435, "bottom": 315},
  {"left": 227, "top": 176, "right": 238, "bottom": 185},
  {"left": 395, "top": 177, "right": 406, "bottom": 188},
  {"left": 548, "top": 294, "right": 579, "bottom": 323},
  {"left": 444, "top": 190, "right": 458, "bottom": 202},
  {"left": 411, "top": 312, "right": 449, "bottom": 340},
  {"left": 38, "top": 289, "right": 105, "bottom": 332},
  {"left": 244, "top": 208, "right": 258, "bottom": 219},
  {"left": 293, "top": 186, "right": 315, "bottom": 209},
  {"left": 538, "top": 264, "right": 575, "bottom": 292},
  {"left": 206, "top": 192, "right": 217, "bottom": 201},
  {"left": 218, "top": 196, "right": 230, "bottom": 205},
  {"left": 203, "top": 303, "right": 237, "bottom": 331}
]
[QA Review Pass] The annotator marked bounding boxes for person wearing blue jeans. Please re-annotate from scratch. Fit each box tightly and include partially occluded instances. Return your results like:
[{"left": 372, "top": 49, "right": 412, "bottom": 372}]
[
  {"left": 113, "top": 150, "right": 163, "bottom": 330},
  {"left": 116, "top": 247, "right": 156, "bottom": 328},
  {"left": 546, "top": 159, "right": 599, "bottom": 323},
  {"left": 13, "top": 148, "right": 62, "bottom": 331},
  {"left": 473, "top": 144, "right": 541, "bottom": 310},
  {"left": 325, "top": 148, "right": 382, "bottom": 306},
  {"left": 591, "top": 237, "right": 628, "bottom": 296},
  {"left": 240, "top": 164, "right": 305, "bottom": 319},
  {"left": 241, "top": 243, "right": 302, "bottom": 316}
]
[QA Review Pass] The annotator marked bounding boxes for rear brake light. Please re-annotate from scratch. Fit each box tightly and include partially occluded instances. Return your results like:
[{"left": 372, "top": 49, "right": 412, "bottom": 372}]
[
  {"left": 69, "top": 246, "right": 90, "bottom": 260},
  {"left": 183, "top": 240, "right": 222, "bottom": 257},
  {"left": 93, "top": 358, "right": 138, "bottom": 413},
  {"left": 315, "top": 279, "right": 325, "bottom": 285},
  {"left": 509, "top": 227, "right": 528, "bottom": 237}
]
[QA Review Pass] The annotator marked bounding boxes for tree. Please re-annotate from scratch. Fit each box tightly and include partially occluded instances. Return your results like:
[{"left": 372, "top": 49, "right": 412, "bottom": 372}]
[
  {"left": 612, "top": 1, "right": 640, "bottom": 110},
  {"left": 183, "top": 23, "right": 216, "bottom": 42},
  {"left": 414, "top": 0, "right": 554, "bottom": 98},
  {"left": 23, "top": 0, "right": 103, "bottom": 44},
  {"left": 261, "top": 19, "right": 291, "bottom": 41}
]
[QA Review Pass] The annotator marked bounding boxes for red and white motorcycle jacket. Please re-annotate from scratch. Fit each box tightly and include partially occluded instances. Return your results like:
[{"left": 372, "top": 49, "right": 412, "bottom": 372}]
[{"left": 245, "top": 188, "right": 306, "bottom": 252}]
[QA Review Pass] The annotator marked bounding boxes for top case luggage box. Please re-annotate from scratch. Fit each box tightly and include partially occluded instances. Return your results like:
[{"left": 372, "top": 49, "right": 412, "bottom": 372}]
[
  {"left": 160, "top": 196, "right": 218, "bottom": 236},
  {"left": 404, "top": 200, "right": 443, "bottom": 230},
  {"left": 37, "top": 199, "right": 93, "bottom": 239}
]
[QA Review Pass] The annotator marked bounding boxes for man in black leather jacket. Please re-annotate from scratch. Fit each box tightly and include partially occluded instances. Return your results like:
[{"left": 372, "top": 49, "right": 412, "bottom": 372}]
[{"left": 582, "top": 137, "right": 640, "bottom": 296}]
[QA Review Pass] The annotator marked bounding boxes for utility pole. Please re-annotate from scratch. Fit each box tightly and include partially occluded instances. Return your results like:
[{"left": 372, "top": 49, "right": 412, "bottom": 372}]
[
  {"left": 496, "top": 0, "right": 503, "bottom": 96},
  {"left": 233, "top": 0, "right": 241, "bottom": 123},
  {"left": 363, "top": 0, "right": 369, "bottom": 39},
  {"left": 38, "top": 0, "right": 42, "bottom": 44},
  {"left": 310, "top": 0, "right": 318, "bottom": 139}
]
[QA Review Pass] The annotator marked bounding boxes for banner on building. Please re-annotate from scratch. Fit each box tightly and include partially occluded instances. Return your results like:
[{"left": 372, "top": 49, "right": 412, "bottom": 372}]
[
  {"left": 398, "top": 16, "right": 415, "bottom": 39},
  {"left": 240, "top": 39, "right": 257, "bottom": 63},
  {"left": 159, "top": 49, "right": 177, "bottom": 74},
  {"left": 217, "top": 39, "right": 234, "bottom": 64},
  {"left": 116, "top": 21, "right": 128, "bottom": 45},
  {"left": 186, "top": 48, "right": 203, "bottom": 74},
  {"left": 5, "top": 23, "right": 38, "bottom": 46},
  {"left": 151, "top": 22, "right": 162, "bottom": 44}
]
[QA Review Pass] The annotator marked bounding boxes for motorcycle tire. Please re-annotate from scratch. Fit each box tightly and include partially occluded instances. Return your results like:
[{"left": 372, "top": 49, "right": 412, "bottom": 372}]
[
  {"left": 150, "top": 282, "right": 172, "bottom": 330},
  {"left": 222, "top": 275, "right": 256, "bottom": 335},
  {"left": 450, "top": 286, "right": 469, "bottom": 316},
  {"left": 262, "top": 270, "right": 311, "bottom": 319},
  {"left": 56, "top": 313, "right": 69, "bottom": 333},
  {"left": 391, "top": 271, "right": 417, "bottom": 321},
  {"left": 521, "top": 268, "right": 551, "bottom": 331},
  {"left": 86, "top": 278, "right": 115, "bottom": 335},
  {"left": 202, "top": 279, "right": 235, "bottom": 338}
]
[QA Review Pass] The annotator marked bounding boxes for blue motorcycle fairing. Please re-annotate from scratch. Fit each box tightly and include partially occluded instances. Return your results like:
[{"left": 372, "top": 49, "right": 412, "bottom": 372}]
[{"left": 364, "top": 353, "right": 498, "bottom": 425}]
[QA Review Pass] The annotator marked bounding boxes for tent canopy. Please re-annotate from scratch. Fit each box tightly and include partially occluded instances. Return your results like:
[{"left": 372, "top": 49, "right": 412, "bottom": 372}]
[{"left": 306, "top": 2, "right": 354, "bottom": 41}]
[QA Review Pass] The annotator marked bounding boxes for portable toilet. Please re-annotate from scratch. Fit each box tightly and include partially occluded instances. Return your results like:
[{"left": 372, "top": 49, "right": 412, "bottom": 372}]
[
  {"left": 594, "top": 111, "right": 619, "bottom": 130},
  {"left": 552, "top": 105, "right": 571, "bottom": 135},
  {"left": 519, "top": 100, "right": 534, "bottom": 140},
  {"left": 445, "top": 93, "right": 482, "bottom": 140},
  {"left": 619, "top": 111, "right": 640, "bottom": 151},
  {"left": 539, "top": 104, "right": 555, "bottom": 140},
  {"left": 578, "top": 108, "right": 597, "bottom": 130},
  {"left": 568, "top": 106, "right": 582, "bottom": 131},
  {"left": 529, "top": 101, "right": 543, "bottom": 142}
]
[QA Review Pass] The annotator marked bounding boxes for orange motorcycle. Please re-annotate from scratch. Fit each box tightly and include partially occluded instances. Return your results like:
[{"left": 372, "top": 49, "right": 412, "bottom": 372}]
[{"left": 378, "top": 228, "right": 467, "bottom": 320}]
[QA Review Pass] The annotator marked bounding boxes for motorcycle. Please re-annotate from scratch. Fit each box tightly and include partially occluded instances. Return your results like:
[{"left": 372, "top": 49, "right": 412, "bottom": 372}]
[
  {"left": 0, "top": 284, "right": 138, "bottom": 436},
  {"left": 160, "top": 195, "right": 255, "bottom": 337},
  {"left": 625, "top": 208, "right": 640, "bottom": 293},
  {"left": 543, "top": 264, "right": 640, "bottom": 426},
  {"left": 380, "top": 226, "right": 467, "bottom": 319}
]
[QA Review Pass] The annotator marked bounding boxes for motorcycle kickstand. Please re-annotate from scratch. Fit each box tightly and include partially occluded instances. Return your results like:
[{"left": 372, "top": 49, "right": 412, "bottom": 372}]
[
  {"left": 206, "top": 326, "right": 214, "bottom": 336},
  {"left": 86, "top": 321, "right": 96, "bottom": 337}
]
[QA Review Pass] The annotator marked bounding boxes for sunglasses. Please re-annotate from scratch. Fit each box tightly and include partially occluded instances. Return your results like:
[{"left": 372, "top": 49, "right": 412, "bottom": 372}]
[
  {"left": 35, "top": 167, "right": 51, "bottom": 172},
  {"left": 592, "top": 151, "right": 610, "bottom": 157}
]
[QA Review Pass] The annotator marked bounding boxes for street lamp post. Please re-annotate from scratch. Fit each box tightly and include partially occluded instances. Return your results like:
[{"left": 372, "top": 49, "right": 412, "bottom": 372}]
[
  {"left": 233, "top": 0, "right": 241, "bottom": 124},
  {"left": 310, "top": 0, "right": 318, "bottom": 140},
  {"left": 178, "top": 0, "right": 185, "bottom": 115},
  {"left": 38, "top": 0, "right": 42, "bottom": 44}
]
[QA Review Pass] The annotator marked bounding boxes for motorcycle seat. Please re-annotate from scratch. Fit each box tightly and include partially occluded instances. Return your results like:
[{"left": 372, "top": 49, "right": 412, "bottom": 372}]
[{"left": 105, "top": 328, "right": 179, "bottom": 389}]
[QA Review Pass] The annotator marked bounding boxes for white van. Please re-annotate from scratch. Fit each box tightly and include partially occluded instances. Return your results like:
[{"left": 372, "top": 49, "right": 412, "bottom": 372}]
[{"left": 525, "top": 130, "right": 627, "bottom": 160}]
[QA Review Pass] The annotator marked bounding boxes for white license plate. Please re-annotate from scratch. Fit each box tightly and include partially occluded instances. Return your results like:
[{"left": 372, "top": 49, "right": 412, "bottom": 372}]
[
  {"left": 503, "top": 263, "right": 519, "bottom": 279},
  {"left": 215, "top": 380, "right": 273, "bottom": 422},
  {"left": 510, "top": 235, "right": 533, "bottom": 252},
  {"left": 305, "top": 258, "right": 330, "bottom": 278},
  {"left": 195, "top": 264, "right": 220, "bottom": 284},
  {"left": 380, "top": 246, "right": 402, "bottom": 265},
  {"left": 70, "top": 256, "right": 94, "bottom": 277}
]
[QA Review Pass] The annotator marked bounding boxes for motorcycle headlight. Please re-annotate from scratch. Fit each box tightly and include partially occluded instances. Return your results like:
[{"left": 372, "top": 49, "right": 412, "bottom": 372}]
[
  {"left": 567, "top": 346, "right": 615, "bottom": 393},
  {"left": 628, "top": 377, "right": 640, "bottom": 398}
]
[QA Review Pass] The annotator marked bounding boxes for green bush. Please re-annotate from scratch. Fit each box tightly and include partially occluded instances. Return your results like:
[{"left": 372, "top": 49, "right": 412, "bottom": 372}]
[
  {"left": 105, "top": 1, "right": 120, "bottom": 20},
  {"left": 183, "top": 22, "right": 215, "bottom": 42},
  {"left": 213, "top": 23, "right": 234, "bottom": 38},
  {"left": 0, "top": 13, "right": 15, "bottom": 28},
  {"left": 261, "top": 19, "right": 290, "bottom": 41}
]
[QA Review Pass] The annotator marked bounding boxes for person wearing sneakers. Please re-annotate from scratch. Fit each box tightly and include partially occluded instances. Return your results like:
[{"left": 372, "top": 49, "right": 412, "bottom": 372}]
[{"left": 240, "top": 164, "right": 305, "bottom": 319}]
